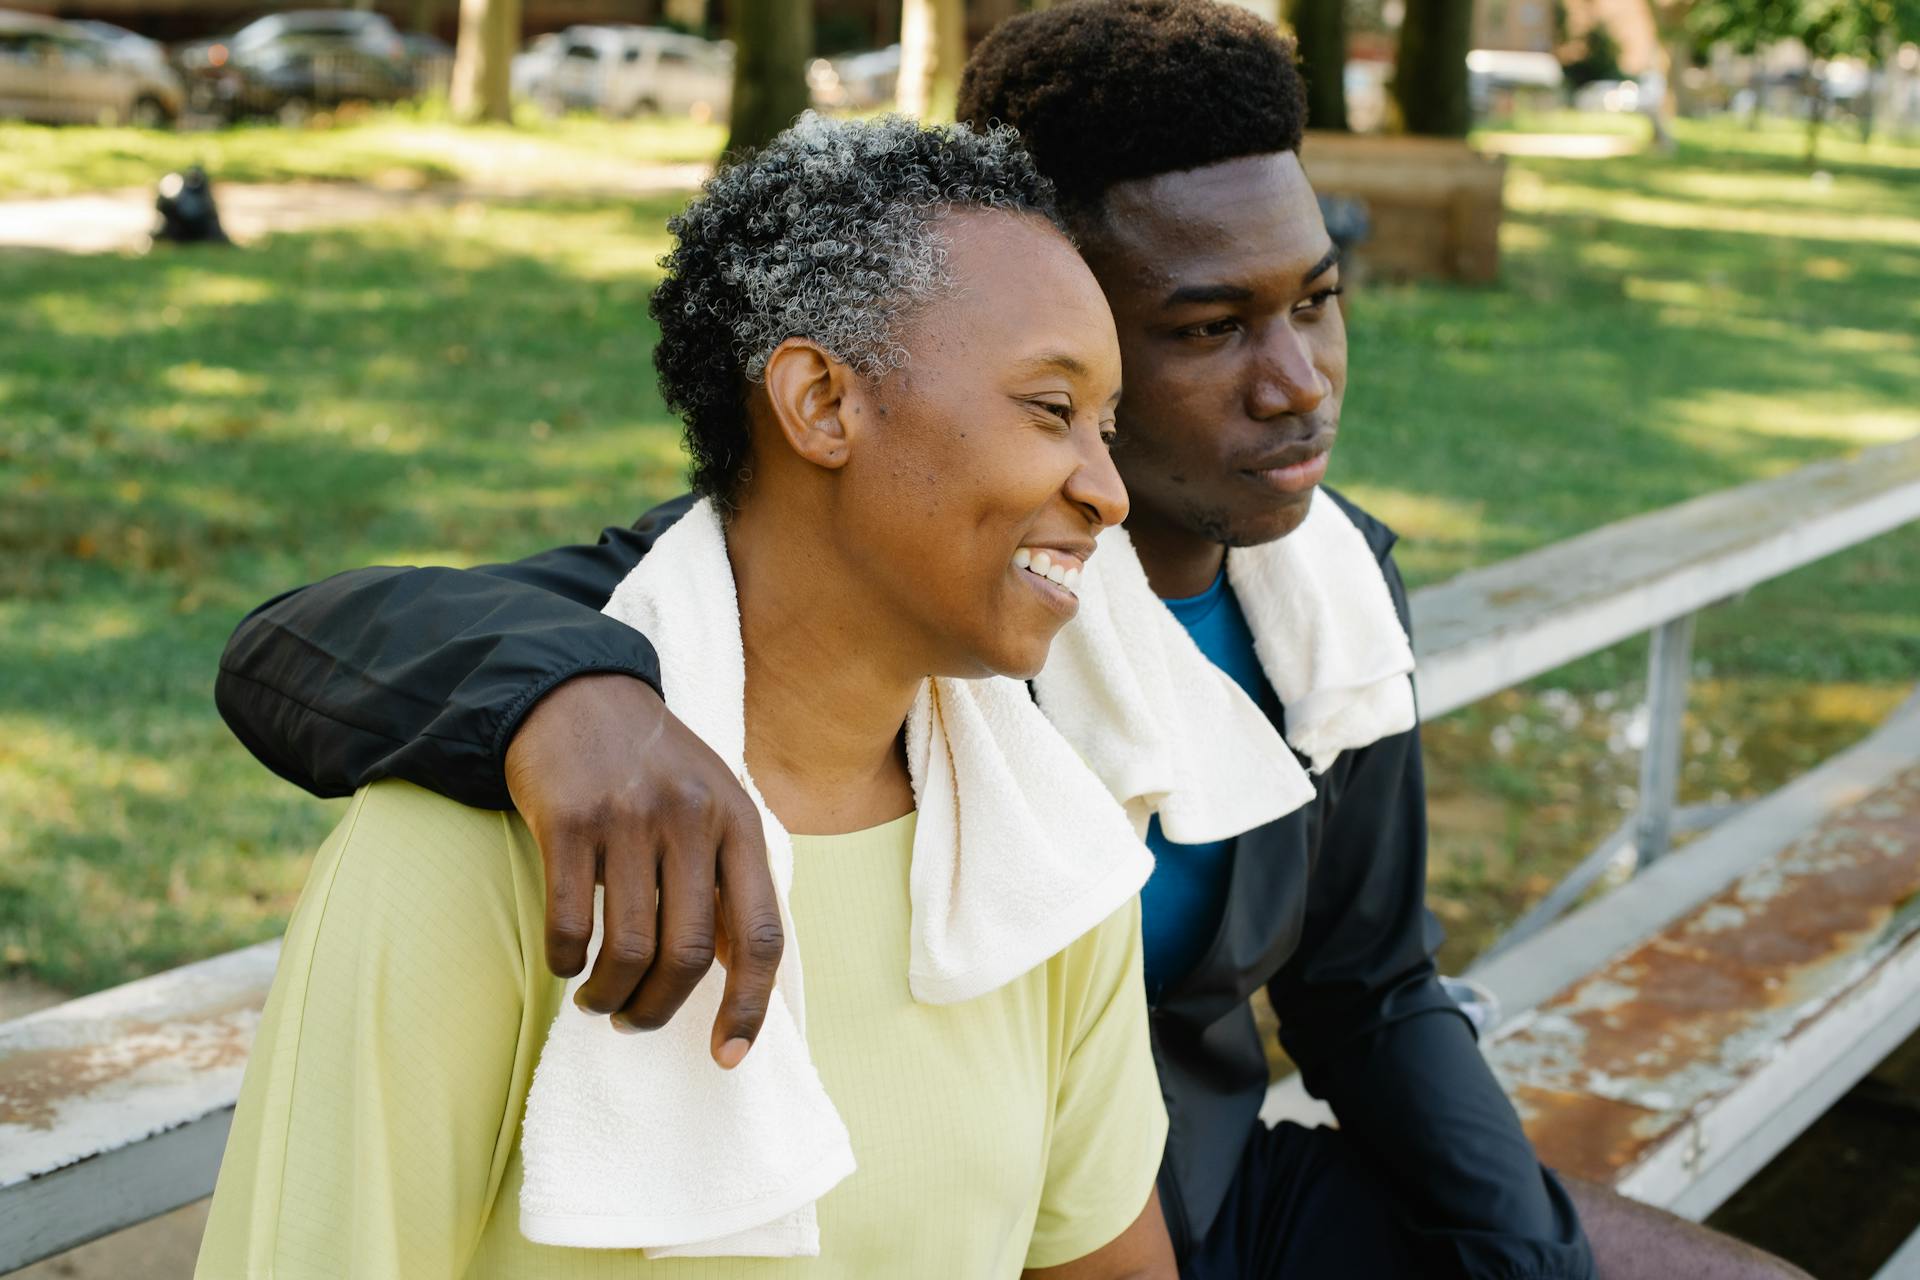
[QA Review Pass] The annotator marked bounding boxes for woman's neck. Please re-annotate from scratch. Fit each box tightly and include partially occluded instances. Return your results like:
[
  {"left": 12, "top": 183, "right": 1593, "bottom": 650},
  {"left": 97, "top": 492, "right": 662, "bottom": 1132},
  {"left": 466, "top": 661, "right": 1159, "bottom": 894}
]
[{"left": 727, "top": 511, "right": 920, "bottom": 836}]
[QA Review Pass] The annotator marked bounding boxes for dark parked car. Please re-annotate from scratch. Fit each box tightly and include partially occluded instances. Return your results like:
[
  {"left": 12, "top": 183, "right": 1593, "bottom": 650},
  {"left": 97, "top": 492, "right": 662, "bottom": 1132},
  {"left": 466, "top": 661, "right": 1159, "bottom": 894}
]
[
  {"left": 0, "top": 10, "right": 183, "bottom": 125},
  {"left": 176, "top": 10, "right": 412, "bottom": 122}
]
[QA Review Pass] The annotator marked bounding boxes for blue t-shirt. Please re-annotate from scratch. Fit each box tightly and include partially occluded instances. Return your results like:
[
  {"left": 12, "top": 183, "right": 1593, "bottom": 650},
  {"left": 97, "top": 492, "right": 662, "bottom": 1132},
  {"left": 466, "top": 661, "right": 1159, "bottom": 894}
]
[{"left": 1141, "top": 568, "right": 1273, "bottom": 1000}]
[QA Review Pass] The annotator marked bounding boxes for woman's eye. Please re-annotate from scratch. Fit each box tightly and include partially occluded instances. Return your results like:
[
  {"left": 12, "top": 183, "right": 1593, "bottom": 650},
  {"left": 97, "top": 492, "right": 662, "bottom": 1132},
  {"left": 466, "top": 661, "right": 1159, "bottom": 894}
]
[
  {"left": 1031, "top": 400, "right": 1074, "bottom": 424},
  {"left": 1099, "top": 424, "right": 1119, "bottom": 446}
]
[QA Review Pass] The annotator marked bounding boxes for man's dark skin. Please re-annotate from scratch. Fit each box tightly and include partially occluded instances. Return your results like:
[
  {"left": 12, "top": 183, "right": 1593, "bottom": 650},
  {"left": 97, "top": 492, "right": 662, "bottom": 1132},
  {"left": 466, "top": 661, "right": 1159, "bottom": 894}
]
[{"left": 483, "top": 146, "right": 1807, "bottom": 1278}]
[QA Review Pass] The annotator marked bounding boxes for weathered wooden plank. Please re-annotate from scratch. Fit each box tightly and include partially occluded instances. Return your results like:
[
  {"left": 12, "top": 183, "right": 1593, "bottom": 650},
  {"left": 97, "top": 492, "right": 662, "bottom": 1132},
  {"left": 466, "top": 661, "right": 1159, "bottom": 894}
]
[
  {"left": 1408, "top": 438, "right": 1920, "bottom": 719},
  {"left": 0, "top": 940, "right": 279, "bottom": 1270},
  {"left": 0, "top": 1112, "right": 231, "bottom": 1272},
  {"left": 1487, "top": 763, "right": 1920, "bottom": 1215}
]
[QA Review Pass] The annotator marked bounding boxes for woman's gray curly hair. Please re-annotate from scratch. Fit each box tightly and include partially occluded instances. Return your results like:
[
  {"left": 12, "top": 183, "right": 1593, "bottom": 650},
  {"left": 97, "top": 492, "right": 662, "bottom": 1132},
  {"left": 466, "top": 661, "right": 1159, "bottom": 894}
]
[{"left": 649, "top": 112, "right": 1067, "bottom": 504}]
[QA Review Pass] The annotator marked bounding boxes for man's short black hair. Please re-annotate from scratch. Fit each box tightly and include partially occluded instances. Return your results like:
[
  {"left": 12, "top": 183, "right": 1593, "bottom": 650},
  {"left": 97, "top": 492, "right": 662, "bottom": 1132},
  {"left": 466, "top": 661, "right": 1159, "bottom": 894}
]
[{"left": 957, "top": 0, "right": 1307, "bottom": 216}]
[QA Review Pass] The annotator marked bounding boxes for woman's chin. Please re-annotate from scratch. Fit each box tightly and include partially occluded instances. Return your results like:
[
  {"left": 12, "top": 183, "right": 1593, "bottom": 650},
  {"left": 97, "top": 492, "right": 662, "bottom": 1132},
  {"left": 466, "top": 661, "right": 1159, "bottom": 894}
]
[{"left": 983, "top": 627, "right": 1066, "bottom": 684}]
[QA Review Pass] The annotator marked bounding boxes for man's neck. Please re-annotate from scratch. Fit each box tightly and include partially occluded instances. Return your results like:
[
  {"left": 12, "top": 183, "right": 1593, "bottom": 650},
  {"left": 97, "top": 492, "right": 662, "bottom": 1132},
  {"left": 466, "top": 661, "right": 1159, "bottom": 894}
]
[
  {"left": 727, "top": 514, "right": 920, "bottom": 836},
  {"left": 1126, "top": 508, "right": 1228, "bottom": 600}
]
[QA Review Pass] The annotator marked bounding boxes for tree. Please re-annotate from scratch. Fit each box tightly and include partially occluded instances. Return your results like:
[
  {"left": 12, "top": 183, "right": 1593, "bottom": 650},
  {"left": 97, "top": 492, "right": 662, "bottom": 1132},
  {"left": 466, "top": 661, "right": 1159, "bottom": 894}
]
[
  {"left": 897, "top": 0, "right": 967, "bottom": 121},
  {"left": 1393, "top": 0, "right": 1474, "bottom": 135},
  {"left": 449, "top": 0, "right": 518, "bottom": 123},
  {"left": 1690, "top": 0, "right": 1920, "bottom": 155},
  {"left": 1290, "top": 0, "right": 1350, "bottom": 130},
  {"left": 725, "top": 0, "right": 812, "bottom": 156},
  {"left": 1562, "top": 22, "right": 1625, "bottom": 88}
]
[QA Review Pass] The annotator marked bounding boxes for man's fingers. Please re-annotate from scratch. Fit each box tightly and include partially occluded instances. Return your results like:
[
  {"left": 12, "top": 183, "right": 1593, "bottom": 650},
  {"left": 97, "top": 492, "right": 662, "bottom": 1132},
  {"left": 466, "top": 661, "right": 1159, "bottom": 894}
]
[
  {"left": 617, "top": 828, "right": 717, "bottom": 1033},
  {"left": 573, "top": 833, "right": 659, "bottom": 1016},
  {"left": 541, "top": 830, "right": 598, "bottom": 979},
  {"left": 711, "top": 812, "right": 783, "bottom": 1068}
]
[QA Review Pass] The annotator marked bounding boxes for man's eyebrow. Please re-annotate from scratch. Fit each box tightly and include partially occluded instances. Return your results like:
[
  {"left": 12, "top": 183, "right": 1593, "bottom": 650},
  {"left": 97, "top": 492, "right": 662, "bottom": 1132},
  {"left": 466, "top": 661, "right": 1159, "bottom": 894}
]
[
  {"left": 1162, "top": 281, "right": 1255, "bottom": 309},
  {"left": 1302, "top": 243, "right": 1342, "bottom": 286}
]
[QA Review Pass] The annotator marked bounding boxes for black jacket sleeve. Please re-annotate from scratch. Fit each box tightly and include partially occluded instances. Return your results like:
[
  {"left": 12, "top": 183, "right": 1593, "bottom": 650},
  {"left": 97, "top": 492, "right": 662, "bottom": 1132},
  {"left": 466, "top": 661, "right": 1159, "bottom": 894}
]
[
  {"left": 1265, "top": 548, "right": 1597, "bottom": 1280},
  {"left": 215, "top": 495, "right": 696, "bottom": 811}
]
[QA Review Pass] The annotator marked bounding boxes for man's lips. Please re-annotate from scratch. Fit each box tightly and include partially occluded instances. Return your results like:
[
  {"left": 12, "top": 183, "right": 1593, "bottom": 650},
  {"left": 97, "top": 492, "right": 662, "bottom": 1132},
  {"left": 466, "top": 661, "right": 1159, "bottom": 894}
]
[{"left": 1242, "top": 443, "right": 1331, "bottom": 495}]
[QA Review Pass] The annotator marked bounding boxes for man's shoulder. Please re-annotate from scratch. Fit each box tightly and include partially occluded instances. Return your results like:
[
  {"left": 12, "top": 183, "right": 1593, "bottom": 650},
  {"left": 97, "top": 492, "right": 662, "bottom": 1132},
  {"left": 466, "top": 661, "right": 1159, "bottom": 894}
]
[
  {"left": 630, "top": 491, "right": 700, "bottom": 538},
  {"left": 1319, "top": 485, "right": 1398, "bottom": 566}
]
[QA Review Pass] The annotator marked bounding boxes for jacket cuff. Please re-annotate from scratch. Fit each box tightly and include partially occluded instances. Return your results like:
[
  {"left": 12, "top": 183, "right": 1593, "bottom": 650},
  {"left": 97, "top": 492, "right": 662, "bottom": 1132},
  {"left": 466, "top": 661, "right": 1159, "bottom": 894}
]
[{"left": 490, "top": 656, "right": 665, "bottom": 768}]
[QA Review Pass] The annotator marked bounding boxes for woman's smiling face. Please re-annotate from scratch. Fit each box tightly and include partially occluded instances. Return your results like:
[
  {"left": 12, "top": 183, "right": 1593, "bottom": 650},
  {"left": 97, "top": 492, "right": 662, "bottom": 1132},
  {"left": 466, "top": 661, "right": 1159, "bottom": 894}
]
[{"left": 820, "top": 208, "right": 1128, "bottom": 681}]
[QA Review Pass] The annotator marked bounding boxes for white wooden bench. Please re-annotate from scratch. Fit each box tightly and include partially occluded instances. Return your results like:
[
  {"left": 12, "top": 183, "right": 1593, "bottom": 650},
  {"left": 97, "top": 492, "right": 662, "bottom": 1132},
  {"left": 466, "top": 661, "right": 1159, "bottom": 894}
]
[{"left": 5, "top": 438, "right": 1919, "bottom": 1274}]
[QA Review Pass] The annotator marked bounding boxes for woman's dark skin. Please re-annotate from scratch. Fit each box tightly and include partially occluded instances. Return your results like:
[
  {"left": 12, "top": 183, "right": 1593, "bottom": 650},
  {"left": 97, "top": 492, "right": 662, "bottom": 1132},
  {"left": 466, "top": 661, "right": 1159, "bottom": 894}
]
[{"left": 524, "top": 206, "right": 1174, "bottom": 1276}]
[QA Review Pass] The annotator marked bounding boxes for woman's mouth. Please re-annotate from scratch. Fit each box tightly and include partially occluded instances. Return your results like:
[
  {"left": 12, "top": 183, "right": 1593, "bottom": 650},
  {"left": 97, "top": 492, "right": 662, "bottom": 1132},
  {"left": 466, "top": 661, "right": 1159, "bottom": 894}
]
[{"left": 1012, "top": 546, "right": 1085, "bottom": 615}]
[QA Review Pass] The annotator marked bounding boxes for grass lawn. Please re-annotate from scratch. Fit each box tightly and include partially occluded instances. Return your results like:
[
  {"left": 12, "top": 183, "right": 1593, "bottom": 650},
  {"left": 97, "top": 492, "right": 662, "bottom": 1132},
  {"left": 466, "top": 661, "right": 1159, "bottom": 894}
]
[
  {"left": 2, "top": 113, "right": 1917, "bottom": 991},
  {"left": 0, "top": 106, "right": 725, "bottom": 199}
]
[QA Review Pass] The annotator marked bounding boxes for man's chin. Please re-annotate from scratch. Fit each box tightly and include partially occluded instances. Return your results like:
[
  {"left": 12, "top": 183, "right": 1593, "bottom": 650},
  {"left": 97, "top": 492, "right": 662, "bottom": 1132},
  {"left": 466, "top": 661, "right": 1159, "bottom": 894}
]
[{"left": 1220, "top": 490, "right": 1316, "bottom": 549}]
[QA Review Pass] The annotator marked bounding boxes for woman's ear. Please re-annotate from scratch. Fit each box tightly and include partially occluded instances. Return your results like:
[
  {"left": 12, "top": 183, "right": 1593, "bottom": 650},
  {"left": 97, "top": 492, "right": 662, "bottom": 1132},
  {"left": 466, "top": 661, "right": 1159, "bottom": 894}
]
[{"left": 762, "top": 338, "right": 856, "bottom": 473}]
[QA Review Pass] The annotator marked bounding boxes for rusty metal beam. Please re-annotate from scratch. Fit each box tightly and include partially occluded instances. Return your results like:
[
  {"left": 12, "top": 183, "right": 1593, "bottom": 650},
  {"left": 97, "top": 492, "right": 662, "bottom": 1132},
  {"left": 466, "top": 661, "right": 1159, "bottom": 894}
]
[
  {"left": 0, "top": 941, "right": 279, "bottom": 1272},
  {"left": 1488, "top": 764, "right": 1920, "bottom": 1216}
]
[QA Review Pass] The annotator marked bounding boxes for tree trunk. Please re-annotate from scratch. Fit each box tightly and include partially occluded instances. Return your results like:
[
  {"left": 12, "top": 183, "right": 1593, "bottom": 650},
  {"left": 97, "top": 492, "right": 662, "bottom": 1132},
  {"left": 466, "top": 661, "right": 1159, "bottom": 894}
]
[
  {"left": 724, "top": 0, "right": 811, "bottom": 156},
  {"left": 1393, "top": 0, "right": 1472, "bottom": 136},
  {"left": 897, "top": 0, "right": 967, "bottom": 121},
  {"left": 449, "top": 0, "right": 518, "bottom": 123},
  {"left": 1289, "top": 0, "right": 1349, "bottom": 131}
]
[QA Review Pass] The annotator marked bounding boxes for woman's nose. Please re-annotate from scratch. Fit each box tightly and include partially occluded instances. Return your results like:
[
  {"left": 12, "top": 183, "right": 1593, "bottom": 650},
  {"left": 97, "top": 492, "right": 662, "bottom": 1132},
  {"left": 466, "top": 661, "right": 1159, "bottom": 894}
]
[{"left": 1064, "top": 432, "right": 1130, "bottom": 531}]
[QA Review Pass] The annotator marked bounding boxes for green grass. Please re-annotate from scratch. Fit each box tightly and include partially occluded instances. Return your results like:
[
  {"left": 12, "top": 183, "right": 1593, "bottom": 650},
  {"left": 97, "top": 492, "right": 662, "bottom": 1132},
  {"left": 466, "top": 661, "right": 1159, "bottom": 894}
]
[
  {"left": 0, "top": 106, "right": 725, "bottom": 199},
  {"left": 2, "top": 114, "right": 1917, "bottom": 990}
]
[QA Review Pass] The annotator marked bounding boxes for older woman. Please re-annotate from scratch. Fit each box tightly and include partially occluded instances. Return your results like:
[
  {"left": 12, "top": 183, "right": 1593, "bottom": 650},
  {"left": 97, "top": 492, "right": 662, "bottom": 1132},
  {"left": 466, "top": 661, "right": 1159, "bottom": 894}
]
[{"left": 195, "top": 117, "right": 1172, "bottom": 1279}]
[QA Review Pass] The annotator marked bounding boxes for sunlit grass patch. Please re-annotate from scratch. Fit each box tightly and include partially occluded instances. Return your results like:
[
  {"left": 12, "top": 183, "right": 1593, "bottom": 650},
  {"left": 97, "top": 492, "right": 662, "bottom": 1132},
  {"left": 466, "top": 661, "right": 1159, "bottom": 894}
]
[{"left": 0, "top": 109, "right": 724, "bottom": 200}]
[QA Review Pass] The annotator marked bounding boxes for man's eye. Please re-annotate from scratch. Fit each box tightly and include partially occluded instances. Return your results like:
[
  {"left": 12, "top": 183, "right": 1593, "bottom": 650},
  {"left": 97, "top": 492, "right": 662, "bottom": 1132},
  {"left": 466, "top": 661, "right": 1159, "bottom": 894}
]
[
  {"left": 1178, "top": 318, "right": 1240, "bottom": 340},
  {"left": 1294, "top": 286, "right": 1345, "bottom": 315}
]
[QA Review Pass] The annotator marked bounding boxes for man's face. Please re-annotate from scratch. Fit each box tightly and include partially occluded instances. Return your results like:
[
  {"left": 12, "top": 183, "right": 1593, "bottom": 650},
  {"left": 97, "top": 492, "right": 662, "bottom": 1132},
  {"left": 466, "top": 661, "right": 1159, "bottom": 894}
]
[{"left": 1082, "top": 151, "right": 1346, "bottom": 549}]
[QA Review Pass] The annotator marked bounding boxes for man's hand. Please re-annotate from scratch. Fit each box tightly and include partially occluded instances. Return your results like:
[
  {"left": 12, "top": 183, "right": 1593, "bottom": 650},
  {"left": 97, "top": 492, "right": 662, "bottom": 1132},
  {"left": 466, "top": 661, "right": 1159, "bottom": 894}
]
[{"left": 505, "top": 673, "right": 783, "bottom": 1068}]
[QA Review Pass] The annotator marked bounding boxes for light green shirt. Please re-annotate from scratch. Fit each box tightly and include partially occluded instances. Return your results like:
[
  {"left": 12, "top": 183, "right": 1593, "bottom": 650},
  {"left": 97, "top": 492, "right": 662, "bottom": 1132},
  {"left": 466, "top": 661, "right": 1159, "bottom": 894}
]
[{"left": 198, "top": 781, "right": 1167, "bottom": 1278}]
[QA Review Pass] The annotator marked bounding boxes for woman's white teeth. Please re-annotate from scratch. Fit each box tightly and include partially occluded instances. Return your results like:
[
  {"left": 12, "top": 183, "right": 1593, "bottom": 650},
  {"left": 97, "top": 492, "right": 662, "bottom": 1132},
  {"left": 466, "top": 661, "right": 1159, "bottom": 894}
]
[{"left": 1011, "top": 547, "right": 1082, "bottom": 598}]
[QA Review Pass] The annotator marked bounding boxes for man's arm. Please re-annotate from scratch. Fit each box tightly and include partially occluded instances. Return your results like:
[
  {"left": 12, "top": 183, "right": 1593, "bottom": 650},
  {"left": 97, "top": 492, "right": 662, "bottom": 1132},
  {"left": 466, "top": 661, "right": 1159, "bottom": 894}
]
[
  {"left": 1265, "top": 551, "right": 1598, "bottom": 1280},
  {"left": 217, "top": 509, "right": 685, "bottom": 809},
  {"left": 215, "top": 495, "right": 784, "bottom": 1068}
]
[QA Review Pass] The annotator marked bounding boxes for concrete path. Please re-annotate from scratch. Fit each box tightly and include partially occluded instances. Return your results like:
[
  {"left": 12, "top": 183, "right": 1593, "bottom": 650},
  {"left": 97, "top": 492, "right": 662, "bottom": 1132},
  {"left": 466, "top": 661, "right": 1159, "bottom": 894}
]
[{"left": 0, "top": 162, "right": 710, "bottom": 255}]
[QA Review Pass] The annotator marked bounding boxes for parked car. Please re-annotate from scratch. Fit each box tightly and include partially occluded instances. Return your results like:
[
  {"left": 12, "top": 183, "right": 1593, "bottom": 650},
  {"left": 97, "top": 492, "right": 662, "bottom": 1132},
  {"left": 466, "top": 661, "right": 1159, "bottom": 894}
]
[
  {"left": 398, "top": 31, "right": 451, "bottom": 95},
  {"left": 511, "top": 30, "right": 565, "bottom": 104},
  {"left": 532, "top": 25, "right": 730, "bottom": 119},
  {"left": 176, "top": 10, "right": 412, "bottom": 122},
  {"left": 0, "top": 10, "right": 182, "bottom": 125},
  {"left": 809, "top": 44, "right": 899, "bottom": 110}
]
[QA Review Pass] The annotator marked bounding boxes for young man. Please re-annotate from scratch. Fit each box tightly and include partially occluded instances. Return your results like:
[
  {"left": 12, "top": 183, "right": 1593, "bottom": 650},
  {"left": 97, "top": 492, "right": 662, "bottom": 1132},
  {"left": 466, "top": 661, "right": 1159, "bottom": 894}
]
[{"left": 215, "top": 3, "right": 1808, "bottom": 1277}]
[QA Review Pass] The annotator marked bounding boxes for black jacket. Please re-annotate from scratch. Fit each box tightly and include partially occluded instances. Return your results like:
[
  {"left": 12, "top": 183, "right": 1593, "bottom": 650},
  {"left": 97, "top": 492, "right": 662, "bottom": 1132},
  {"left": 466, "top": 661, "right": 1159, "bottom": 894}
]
[{"left": 216, "top": 491, "right": 1595, "bottom": 1279}]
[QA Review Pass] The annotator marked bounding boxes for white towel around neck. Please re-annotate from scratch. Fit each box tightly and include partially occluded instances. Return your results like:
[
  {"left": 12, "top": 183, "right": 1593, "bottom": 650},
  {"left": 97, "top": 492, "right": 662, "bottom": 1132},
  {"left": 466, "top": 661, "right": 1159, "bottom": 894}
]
[
  {"left": 518, "top": 499, "right": 1154, "bottom": 1258},
  {"left": 1033, "top": 487, "right": 1417, "bottom": 845}
]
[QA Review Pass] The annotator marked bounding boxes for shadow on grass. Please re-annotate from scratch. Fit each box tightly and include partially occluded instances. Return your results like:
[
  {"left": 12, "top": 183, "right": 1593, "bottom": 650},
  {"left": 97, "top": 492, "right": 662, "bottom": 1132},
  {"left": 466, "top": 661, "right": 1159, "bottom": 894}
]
[{"left": 0, "top": 195, "right": 694, "bottom": 990}]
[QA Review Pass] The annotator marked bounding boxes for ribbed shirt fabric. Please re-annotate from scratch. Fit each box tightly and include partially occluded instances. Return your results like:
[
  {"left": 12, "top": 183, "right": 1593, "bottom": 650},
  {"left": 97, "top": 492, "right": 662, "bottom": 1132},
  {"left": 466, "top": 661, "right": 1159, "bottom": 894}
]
[
  {"left": 1141, "top": 570, "right": 1275, "bottom": 999},
  {"left": 198, "top": 780, "right": 1167, "bottom": 1278}
]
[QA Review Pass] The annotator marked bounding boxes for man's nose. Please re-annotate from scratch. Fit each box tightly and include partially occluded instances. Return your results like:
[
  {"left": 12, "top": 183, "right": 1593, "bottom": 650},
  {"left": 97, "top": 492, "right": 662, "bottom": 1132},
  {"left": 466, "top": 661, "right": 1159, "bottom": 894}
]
[{"left": 1247, "top": 323, "right": 1331, "bottom": 421}]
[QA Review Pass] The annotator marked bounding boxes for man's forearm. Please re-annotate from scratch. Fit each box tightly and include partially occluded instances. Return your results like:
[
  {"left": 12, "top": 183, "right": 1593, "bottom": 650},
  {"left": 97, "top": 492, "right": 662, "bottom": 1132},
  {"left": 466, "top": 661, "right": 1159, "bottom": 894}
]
[{"left": 1300, "top": 1002, "right": 1598, "bottom": 1280}]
